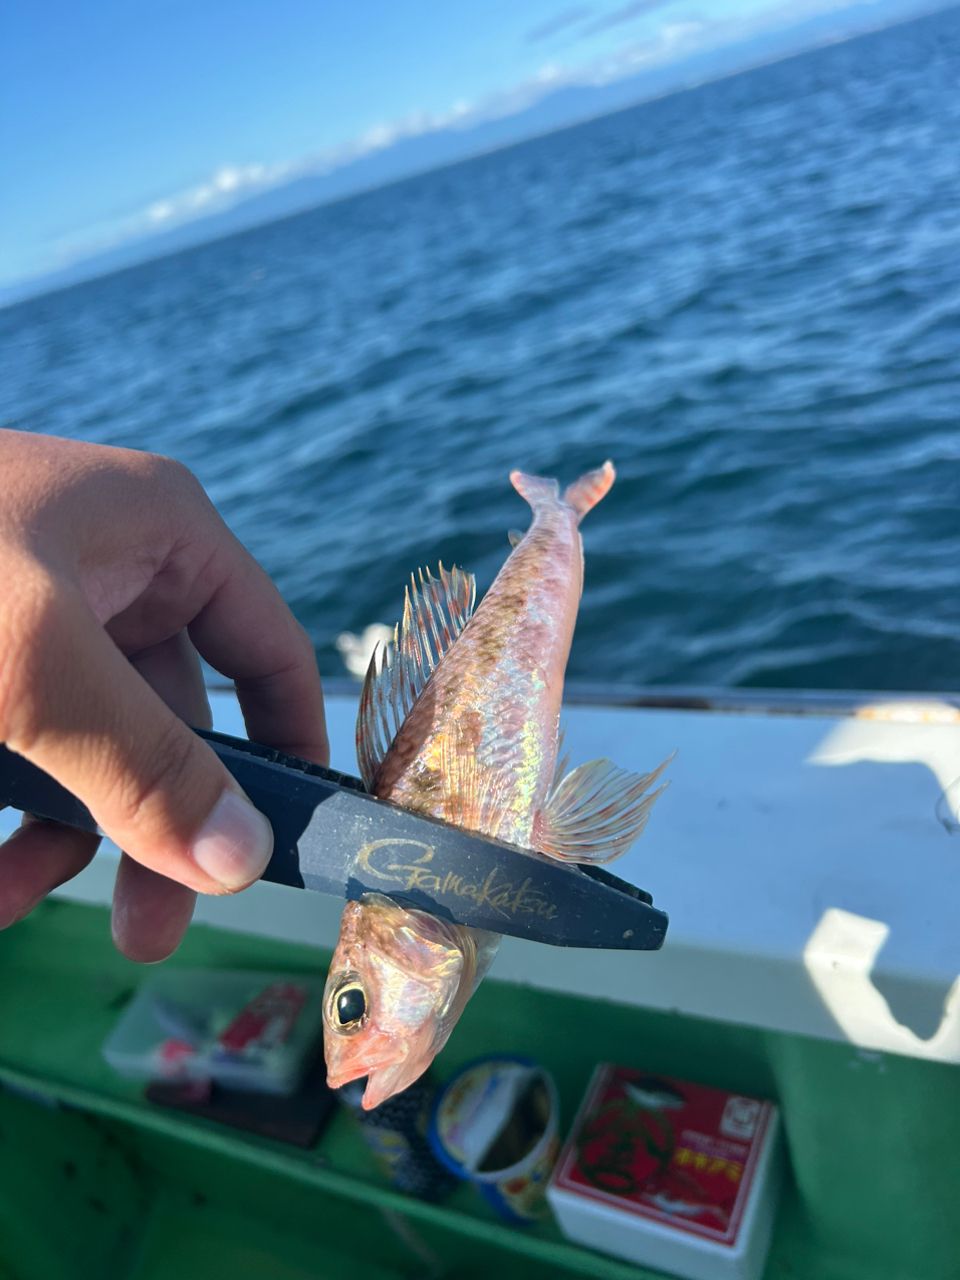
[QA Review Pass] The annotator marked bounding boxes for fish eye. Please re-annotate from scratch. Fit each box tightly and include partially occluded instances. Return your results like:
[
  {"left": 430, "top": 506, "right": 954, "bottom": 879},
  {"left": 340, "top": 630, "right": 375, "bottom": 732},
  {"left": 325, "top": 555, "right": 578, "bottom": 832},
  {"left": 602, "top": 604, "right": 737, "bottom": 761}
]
[{"left": 330, "top": 978, "right": 367, "bottom": 1033}]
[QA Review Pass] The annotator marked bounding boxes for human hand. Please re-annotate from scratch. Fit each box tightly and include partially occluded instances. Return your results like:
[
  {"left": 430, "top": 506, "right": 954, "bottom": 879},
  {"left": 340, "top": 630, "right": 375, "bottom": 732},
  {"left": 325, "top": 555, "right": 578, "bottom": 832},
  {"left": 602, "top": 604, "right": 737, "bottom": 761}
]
[{"left": 0, "top": 430, "right": 328, "bottom": 961}]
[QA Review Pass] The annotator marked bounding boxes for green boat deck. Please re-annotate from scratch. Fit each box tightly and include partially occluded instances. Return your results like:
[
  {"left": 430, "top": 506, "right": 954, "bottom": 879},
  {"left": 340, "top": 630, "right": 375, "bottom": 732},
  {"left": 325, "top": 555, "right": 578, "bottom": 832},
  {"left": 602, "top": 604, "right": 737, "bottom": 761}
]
[{"left": 1, "top": 900, "right": 957, "bottom": 1279}]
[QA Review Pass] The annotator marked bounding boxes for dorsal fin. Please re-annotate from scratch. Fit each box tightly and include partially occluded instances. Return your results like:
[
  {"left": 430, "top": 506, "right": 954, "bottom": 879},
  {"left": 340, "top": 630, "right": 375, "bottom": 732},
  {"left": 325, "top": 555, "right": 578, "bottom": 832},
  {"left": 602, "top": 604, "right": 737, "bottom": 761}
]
[
  {"left": 356, "top": 564, "right": 476, "bottom": 789},
  {"left": 508, "top": 529, "right": 524, "bottom": 548}
]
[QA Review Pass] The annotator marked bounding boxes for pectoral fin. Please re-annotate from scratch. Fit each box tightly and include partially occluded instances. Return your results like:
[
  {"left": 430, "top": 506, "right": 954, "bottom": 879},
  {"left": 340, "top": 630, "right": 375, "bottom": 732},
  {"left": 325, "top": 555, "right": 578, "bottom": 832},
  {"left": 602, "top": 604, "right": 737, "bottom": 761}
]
[{"left": 536, "top": 753, "right": 673, "bottom": 865}]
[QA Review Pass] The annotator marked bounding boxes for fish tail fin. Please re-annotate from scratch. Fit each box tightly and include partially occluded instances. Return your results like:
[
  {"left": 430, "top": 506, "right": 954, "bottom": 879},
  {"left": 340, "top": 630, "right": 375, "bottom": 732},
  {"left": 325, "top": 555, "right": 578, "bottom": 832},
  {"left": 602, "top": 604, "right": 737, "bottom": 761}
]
[
  {"left": 563, "top": 460, "right": 615, "bottom": 522},
  {"left": 510, "top": 470, "right": 560, "bottom": 509},
  {"left": 510, "top": 460, "right": 615, "bottom": 523}
]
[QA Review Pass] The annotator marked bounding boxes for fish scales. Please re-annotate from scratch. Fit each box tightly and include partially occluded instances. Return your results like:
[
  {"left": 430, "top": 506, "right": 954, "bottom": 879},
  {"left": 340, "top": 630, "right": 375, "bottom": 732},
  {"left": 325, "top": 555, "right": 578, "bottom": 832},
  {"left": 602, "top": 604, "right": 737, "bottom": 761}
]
[{"left": 377, "top": 508, "right": 580, "bottom": 847}]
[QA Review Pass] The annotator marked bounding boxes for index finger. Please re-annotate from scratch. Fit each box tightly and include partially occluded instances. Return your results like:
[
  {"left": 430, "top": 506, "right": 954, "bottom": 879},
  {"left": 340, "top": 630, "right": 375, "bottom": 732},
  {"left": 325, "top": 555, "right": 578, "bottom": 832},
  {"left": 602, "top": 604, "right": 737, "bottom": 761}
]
[{"left": 188, "top": 536, "right": 329, "bottom": 766}]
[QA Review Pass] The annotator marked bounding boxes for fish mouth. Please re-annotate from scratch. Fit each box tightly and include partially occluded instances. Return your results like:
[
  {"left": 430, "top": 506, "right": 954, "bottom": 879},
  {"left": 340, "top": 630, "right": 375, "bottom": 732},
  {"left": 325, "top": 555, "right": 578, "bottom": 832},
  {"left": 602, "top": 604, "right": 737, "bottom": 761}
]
[
  {"left": 325, "top": 1041, "right": 409, "bottom": 1094},
  {"left": 325, "top": 1062, "right": 369, "bottom": 1091},
  {"left": 326, "top": 1056, "right": 423, "bottom": 1110},
  {"left": 359, "top": 1063, "right": 419, "bottom": 1111}
]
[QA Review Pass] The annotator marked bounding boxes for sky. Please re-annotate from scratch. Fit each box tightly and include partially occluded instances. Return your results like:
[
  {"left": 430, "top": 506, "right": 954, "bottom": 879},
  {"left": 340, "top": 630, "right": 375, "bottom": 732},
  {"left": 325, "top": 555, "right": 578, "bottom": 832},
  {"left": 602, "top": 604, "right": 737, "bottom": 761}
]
[{"left": 0, "top": 0, "right": 933, "bottom": 289}]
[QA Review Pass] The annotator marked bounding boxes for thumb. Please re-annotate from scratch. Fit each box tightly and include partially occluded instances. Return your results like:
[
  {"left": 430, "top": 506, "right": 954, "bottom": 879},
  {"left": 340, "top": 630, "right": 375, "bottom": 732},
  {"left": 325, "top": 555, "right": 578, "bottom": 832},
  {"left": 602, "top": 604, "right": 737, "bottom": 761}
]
[{"left": 2, "top": 582, "right": 273, "bottom": 894}]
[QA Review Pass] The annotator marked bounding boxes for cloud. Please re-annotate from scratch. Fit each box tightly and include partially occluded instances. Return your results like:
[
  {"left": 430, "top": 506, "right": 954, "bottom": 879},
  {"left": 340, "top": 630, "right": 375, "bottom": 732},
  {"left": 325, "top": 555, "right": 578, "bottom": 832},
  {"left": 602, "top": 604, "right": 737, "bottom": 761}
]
[
  {"left": 29, "top": 15, "right": 712, "bottom": 279},
  {"left": 563, "top": 15, "right": 707, "bottom": 86},
  {"left": 525, "top": 6, "right": 594, "bottom": 43},
  {"left": 34, "top": 161, "right": 296, "bottom": 273},
  {"left": 36, "top": 101, "right": 488, "bottom": 274},
  {"left": 581, "top": 1, "right": 679, "bottom": 40},
  {"left": 10, "top": 0, "right": 893, "bottom": 292},
  {"left": 145, "top": 163, "right": 278, "bottom": 226}
]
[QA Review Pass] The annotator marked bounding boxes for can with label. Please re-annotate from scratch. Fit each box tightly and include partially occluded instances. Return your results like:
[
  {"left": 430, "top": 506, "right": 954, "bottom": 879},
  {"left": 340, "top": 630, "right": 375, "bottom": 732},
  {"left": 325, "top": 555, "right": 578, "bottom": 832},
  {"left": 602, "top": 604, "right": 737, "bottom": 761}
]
[{"left": 428, "top": 1055, "right": 560, "bottom": 1224}]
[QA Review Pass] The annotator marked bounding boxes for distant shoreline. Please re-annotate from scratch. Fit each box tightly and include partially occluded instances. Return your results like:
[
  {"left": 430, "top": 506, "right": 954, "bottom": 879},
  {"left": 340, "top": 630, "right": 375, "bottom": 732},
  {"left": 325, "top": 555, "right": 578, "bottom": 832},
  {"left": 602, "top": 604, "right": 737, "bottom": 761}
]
[{"left": 3, "top": 1, "right": 953, "bottom": 312}]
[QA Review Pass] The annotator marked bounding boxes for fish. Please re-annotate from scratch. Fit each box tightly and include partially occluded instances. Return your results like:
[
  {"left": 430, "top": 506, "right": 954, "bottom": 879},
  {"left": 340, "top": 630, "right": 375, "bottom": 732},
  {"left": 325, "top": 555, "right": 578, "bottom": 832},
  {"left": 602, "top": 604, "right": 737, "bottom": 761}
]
[{"left": 323, "top": 461, "right": 671, "bottom": 1109}]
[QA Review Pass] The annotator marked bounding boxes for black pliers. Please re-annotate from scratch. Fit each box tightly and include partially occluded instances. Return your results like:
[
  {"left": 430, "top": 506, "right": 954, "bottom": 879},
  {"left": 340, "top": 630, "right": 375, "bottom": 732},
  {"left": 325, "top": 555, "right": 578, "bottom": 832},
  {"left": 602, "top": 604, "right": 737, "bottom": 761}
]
[{"left": 0, "top": 728, "right": 668, "bottom": 951}]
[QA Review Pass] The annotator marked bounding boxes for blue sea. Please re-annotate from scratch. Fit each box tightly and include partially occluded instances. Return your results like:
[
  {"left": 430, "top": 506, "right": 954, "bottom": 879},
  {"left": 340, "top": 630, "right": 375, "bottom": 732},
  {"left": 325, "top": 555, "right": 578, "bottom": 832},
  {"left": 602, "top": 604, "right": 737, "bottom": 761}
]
[{"left": 3, "top": 9, "right": 959, "bottom": 694}]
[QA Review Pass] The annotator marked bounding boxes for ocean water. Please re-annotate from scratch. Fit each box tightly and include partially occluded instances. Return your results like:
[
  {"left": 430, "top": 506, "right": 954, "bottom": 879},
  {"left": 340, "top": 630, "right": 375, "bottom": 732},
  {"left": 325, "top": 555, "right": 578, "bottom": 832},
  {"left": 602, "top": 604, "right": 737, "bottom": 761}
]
[{"left": 3, "top": 9, "right": 960, "bottom": 694}]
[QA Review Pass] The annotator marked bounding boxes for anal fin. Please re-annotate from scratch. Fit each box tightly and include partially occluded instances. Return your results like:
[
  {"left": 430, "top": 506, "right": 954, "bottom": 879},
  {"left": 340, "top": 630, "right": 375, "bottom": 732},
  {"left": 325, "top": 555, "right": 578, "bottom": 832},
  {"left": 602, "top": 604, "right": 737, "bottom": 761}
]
[{"left": 537, "top": 753, "right": 673, "bottom": 865}]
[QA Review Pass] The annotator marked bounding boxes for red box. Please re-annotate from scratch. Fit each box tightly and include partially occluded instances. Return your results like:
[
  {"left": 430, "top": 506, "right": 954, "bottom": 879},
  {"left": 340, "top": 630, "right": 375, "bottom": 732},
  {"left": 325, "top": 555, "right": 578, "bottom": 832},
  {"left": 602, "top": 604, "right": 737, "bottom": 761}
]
[{"left": 548, "top": 1065, "right": 782, "bottom": 1280}]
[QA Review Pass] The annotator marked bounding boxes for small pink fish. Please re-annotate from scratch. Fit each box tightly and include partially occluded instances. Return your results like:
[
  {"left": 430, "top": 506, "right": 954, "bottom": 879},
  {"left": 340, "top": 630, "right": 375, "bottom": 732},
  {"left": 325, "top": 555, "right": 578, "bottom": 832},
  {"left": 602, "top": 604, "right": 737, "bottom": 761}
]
[{"left": 323, "top": 462, "right": 670, "bottom": 1108}]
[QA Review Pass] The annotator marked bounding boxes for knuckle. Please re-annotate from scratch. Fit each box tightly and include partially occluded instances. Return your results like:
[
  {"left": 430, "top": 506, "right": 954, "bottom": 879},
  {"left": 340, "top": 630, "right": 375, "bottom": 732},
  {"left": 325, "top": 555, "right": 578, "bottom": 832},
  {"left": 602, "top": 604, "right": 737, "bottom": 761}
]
[
  {"left": 158, "top": 454, "right": 203, "bottom": 499},
  {"left": 160, "top": 454, "right": 193, "bottom": 485},
  {"left": 158, "top": 457, "right": 216, "bottom": 530},
  {"left": 133, "top": 450, "right": 204, "bottom": 504}
]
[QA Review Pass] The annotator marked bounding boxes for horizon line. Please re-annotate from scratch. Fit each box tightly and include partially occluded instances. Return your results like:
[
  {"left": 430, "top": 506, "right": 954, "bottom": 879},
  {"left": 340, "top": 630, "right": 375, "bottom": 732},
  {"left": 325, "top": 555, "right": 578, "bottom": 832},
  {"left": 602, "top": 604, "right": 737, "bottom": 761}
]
[{"left": 2, "top": 1, "right": 950, "bottom": 312}]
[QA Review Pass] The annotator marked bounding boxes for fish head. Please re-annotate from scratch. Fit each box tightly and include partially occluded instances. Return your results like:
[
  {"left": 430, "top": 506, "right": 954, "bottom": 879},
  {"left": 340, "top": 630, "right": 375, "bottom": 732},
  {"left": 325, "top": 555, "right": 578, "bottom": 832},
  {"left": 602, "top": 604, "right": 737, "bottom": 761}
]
[{"left": 323, "top": 893, "right": 469, "bottom": 1109}]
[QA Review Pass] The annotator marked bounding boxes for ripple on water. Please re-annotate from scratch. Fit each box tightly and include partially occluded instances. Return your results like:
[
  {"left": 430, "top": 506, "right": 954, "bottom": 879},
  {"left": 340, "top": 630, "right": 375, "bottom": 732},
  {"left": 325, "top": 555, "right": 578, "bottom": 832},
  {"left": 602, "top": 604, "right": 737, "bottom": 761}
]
[{"left": 3, "top": 9, "right": 960, "bottom": 691}]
